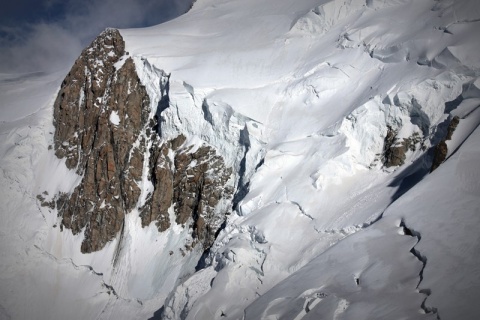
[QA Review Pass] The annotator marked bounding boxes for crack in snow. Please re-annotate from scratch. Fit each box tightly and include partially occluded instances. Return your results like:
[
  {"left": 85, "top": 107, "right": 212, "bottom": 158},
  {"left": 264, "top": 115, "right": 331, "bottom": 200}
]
[
  {"left": 399, "top": 220, "right": 441, "bottom": 319},
  {"left": 326, "top": 62, "right": 351, "bottom": 79},
  {"left": 293, "top": 291, "right": 328, "bottom": 320},
  {"left": 32, "top": 244, "right": 140, "bottom": 304},
  {"left": 312, "top": 212, "right": 384, "bottom": 236},
  {"left": 290, "top": 200, "right": 314, "bottom": 221}
]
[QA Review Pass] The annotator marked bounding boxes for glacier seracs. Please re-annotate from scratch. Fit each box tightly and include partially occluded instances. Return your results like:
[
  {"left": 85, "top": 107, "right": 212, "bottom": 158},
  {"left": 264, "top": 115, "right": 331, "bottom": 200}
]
[{"left": 1, "top": 0, "right": 480, "bottom": 319}]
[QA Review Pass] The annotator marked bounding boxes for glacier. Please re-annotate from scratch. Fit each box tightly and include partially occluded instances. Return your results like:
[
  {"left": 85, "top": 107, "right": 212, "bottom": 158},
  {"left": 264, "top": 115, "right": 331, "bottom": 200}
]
[{"left": 1, "top": 0, "right": 480, "bottom": 319}]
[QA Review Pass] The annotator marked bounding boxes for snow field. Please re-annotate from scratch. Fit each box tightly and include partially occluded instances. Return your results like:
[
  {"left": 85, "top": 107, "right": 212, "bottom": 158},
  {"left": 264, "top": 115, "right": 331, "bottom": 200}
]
[{"left": 1, "top": 0, "right": 480, "bottom": 319}]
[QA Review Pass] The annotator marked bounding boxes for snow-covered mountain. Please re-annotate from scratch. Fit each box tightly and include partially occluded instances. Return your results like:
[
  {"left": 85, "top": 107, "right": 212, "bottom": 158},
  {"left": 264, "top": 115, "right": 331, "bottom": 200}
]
[{"left": 1, "top": 0, "right": 480, "bottom": 319}]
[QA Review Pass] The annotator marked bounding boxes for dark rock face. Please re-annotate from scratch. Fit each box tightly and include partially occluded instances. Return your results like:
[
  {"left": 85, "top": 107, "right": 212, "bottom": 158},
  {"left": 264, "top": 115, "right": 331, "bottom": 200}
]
[
  {"left": 140, "top": 135, "right": 234, "bottom": 250},
  {"left": 430, "top": 116, "right": 459, "bottom": 172},
  {"left": 54, "top": 28, "right": 127, "bottom": 171},
  {"left": 52, "top": 28, "right": 233, "bottom": 254},
  {"left": 53, "top": 29, "right": 150, "bottom": 252},
  {"left": 383, "top": 126, "right": 405, "bottom": 167},
  {"left": 37, "top": 192, "right": 55, "bottom": 210},
  {"left": 383, "top": 126, "right": 422, "bottom": 168}
]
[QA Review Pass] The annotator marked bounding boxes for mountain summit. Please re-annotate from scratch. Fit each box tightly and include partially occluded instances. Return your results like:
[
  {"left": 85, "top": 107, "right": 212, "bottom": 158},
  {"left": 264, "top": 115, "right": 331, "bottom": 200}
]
[{"left": 1, "top": 0, "right": 480, "bottom": 319}]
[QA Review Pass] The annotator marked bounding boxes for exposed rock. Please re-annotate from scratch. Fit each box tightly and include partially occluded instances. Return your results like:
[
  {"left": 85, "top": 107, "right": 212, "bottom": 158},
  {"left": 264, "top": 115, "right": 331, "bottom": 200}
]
[
  {"left": 52, "top": 28, "right": 234, "bottom": 254},
  {"left": 430, "top": 116, "right": 460, "bottom": 172},
  {"left": 36, "top": 193, "right": 55, "bottom": 210},
  {"left": 53, "top": 28, "right": 126, "bottom": 171},
  {"left": 140, "top": 134, "right": 234, "bottom": 250},
  {"left": 383, "top": 126, "right": 422, "bottom": 168},
  {"left": 383, "top": 126, "right": 405, "bottom": 167},
  {"left": 53, "top": 29, "right": 151, "bottom": 253}
]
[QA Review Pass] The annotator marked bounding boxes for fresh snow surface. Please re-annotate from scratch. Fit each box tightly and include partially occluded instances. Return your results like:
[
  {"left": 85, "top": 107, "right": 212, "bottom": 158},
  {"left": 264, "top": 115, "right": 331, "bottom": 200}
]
[
  {"left": 109, "top": 110, "right": 121, "bottom": 126},
  {"left": 1, "top": 0, "right": 480, "bottom": 319}
]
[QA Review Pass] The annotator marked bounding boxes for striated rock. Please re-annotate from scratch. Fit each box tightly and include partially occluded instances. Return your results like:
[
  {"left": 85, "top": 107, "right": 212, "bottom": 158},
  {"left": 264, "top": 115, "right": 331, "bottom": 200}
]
[
  {"left": 383, "top": 126, "right": 404, "bottom": 167},
  {"left": 52, "top": 28, "right": 234, "bottom": 254},
  {"left": 54, "top": 28, "right": 126, "bottom": 171},
  {"left": 430, "top": 116, "right": 460, "bottom": 172},
  {"left": 383, "top": 126, "right": 422, "bottom": 168},
  {"left": 140, "top": 134, "right": 234, "bottom": 250},
  {"left": 53, "top": 29, "right": 151, "bottom": 252}
]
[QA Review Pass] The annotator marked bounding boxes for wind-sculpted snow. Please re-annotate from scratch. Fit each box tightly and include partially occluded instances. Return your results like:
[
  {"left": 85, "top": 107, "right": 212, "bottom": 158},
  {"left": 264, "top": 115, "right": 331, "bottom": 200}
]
[
  {"left": 243, "top": 216, "right": 433, "bottom": 320},
  {"left": 143, "top": 0, "right": 480, "bottom": 318},
  {"left": 1, "top": 0, "right": 480, "bottom": 319}
]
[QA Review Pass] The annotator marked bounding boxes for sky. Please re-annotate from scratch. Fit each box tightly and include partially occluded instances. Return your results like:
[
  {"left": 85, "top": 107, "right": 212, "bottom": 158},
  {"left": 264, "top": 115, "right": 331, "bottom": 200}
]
[{"left": 0, "top": 0, "right": 193, "bottom": 73}]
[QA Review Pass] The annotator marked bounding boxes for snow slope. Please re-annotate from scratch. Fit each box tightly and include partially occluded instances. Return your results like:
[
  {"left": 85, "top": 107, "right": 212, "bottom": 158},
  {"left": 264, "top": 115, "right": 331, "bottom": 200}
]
[
  {"left": 1, "top": 0, "right": 480, "bottom": 319},
  {"left": 244, "top": 124, "right": 480, "bottom": 320}
]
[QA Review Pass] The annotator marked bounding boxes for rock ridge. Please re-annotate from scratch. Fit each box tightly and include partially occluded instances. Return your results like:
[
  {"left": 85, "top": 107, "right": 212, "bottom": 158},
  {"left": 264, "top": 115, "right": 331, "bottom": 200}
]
[
  {"left": 430, "top": 116, "right": 460, "bottom": 172},
  {"left": 53, "top": 29, "right": 151, "bottom": 252},
  {"left": 51, "top": 29, "right": 234, "bottom": 253},
  {"left": 140, "top": 134, "right": 234, "bottom": 250}
]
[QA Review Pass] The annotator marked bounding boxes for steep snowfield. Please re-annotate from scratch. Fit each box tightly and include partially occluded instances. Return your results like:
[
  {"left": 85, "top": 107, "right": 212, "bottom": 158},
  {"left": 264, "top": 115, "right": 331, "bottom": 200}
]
[
  {"left": 244, "top": 125, "right": 480, "bottom": 320},
  {"left": 1, "top": 0, "right": 480, "bottom": 319}
]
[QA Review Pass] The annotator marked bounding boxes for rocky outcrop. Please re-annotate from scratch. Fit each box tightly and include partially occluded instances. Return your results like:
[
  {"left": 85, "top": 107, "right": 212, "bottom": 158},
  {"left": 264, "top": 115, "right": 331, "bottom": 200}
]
[
  {"left": 383, "top": 126, "right": 405, "bottom": 167},
  {"left": 53, "top": 28, "right": 127, "bottom": 171},
  {"left": 383, "top": 127, "right": 422, "bottom": 168},
  {"left": 53, "top": 29, "right": 151, "bottom": 252},
  {"left": 430, "top": 116, "right": 460, "bottom": 172},
  {"left": 140, "top": 134, "right": 234, "bottom": 250},
  {"left": 51, "top": 28, "right": 233, "bottom": 254},
  {"left": 37, "top": 192, "right": 56, "bottom": 210}
]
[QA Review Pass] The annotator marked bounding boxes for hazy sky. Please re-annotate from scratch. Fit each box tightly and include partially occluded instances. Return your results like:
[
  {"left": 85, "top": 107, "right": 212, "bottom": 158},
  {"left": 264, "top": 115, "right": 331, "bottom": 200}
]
[{"left": 0, "top": 0, "right": 193, "bottom": 73}]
